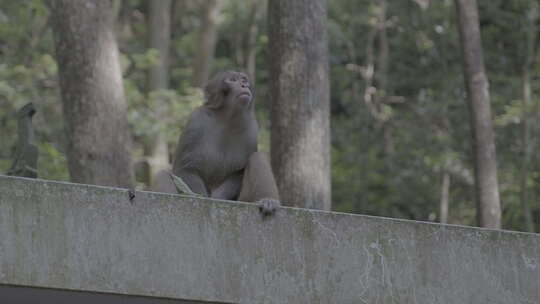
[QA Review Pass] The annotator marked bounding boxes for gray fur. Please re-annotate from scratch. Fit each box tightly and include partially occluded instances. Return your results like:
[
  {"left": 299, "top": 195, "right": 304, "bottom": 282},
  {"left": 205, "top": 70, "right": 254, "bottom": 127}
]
[{"left": 173, "top": 71, "right": 258, "bottom": 200}]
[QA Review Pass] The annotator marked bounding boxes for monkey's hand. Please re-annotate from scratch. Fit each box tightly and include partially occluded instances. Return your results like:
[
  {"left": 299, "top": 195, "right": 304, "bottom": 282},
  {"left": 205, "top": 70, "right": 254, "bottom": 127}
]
[{"left": 258, "top": 198, "right": 281, "bottom": 217}]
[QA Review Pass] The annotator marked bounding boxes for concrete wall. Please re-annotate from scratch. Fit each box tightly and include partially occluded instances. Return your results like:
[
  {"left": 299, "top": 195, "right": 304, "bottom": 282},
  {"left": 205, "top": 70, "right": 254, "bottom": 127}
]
[{"left": 0, "top": 175, "right": 539, "bottom": 303}]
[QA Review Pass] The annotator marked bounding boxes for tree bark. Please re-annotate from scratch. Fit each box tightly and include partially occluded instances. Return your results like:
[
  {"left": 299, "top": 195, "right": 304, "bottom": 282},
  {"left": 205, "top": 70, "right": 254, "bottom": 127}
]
[
  {"left": 192, "top": 0, "right": 223, "bottom": 87},
  {"left": 49, "top": 0, "right": 134, "bottom": 188},
  {"left": 376, "top": 0, "right": 394, "bottom": 155},
  {"left": 520, "top": 69, "right": 534, "bottom": 232},
  {"left": 520, "top": 1, "right": 538, "bottom": 233},
  {"left": 149, "top": 0, "right": 172, "bottom": 92},
  {"left": 268, "top": 0, "right": 331, "bottom": 210},
  {"left": 360, "top": 0, "right": 394, "bottom": 154},
  {"left": 232, "top": 0, "right": 263, "bottom": 82},
  {"left": 147, "top": 0, "right": 173, "bottom": 192},
  {"left": 362, "top": 18, "right": 378, "bottom": 118},
  {"left": 376, "top": 0, "right": 389, "bottom": 92},
  {"left": 455, "top": 0, "right": 501, "bottom": 228},
  {"left": 440, "top": 171, "right": 450, "bottom": 224},
  {"left": 243, "top": 0, "right": 265, "bottom": 81}
]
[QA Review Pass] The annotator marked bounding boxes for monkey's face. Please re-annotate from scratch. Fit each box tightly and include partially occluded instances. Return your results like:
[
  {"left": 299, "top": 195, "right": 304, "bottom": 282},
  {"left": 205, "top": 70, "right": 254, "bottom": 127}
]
[
  {"left": 223, "top": 72, "right": 252, "bottom": 106},
  {"left": 204, "top": 71, "right": 253, "bottom": 110}
]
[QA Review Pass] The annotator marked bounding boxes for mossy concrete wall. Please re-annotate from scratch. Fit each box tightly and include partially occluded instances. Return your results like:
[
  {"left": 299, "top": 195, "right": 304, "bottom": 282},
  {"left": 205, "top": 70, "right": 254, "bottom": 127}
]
[{"left": 0, "top": 175, "right": 539, "bottom": 303}]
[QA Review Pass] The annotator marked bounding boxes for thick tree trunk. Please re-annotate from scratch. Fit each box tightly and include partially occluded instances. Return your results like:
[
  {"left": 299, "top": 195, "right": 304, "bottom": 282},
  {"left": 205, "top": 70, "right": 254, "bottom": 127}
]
[
  {"left": 49, "top": 0, "right": 134, "bottom": 189},
  {"left": 147, "top": 0, "right": 172, "bottom": 192},
  {"left": 268, "top": 0, "right": 331, "bottom": 210},
  {"left": 192, "top": 0, "right": 222, "bottom": 87},
  {"left": 520, "top": 1, "right": 538, "bottom": 233},
  {"left": 455, "top": 0, "right": 501, "bottom": 228}
]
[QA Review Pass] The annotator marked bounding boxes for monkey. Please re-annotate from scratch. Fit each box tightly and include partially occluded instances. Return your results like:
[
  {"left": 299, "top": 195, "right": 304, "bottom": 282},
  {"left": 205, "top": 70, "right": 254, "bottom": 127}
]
[{"left": 172, "top": 71, "right": 280, "bottom": 216}]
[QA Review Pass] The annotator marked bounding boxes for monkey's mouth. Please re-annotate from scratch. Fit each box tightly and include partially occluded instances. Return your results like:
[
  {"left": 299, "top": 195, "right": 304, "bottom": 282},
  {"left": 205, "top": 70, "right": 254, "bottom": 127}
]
[{"left": 237, "top": 92, "right": 252, "bottom": 102}]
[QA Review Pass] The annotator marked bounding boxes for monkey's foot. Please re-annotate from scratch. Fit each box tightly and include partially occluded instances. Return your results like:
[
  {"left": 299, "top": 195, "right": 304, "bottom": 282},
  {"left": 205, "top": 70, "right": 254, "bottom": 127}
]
[{"left": 258, "top": 198, "right": 281, "bottom": 217}]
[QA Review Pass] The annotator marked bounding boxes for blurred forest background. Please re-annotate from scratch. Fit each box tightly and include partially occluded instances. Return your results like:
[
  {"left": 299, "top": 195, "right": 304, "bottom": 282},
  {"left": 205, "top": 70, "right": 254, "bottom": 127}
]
[{"left": 1, "top": 0, "right": 539, "bottom": 232}]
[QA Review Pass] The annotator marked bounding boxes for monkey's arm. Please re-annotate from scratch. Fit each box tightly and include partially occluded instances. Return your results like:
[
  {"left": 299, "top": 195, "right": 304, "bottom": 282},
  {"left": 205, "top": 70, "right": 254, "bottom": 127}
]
[
  {"left": 238, "top": 152, "right": 281, "bottom": 217},
  {"left": 210, "top": 171, "right": 243, "bottom": 200},
  {"left": 172, "top": 109, "right": 211, "bottom": 196}
]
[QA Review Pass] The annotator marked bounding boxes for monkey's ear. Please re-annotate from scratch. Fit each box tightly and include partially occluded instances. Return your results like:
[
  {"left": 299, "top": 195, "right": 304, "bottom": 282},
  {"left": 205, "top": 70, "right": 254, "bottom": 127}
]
[
  {"left": 203, "top": 89, "right": 224, "bottom": 109},
  {"left": 204, "top": 75, "right": 230, "bottom": 109}
]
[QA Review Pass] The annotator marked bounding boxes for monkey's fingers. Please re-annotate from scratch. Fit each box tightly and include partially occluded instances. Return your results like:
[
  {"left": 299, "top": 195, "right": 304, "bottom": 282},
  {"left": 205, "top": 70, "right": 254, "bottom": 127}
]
[{"left": 258, "top": 198, "right": 281, "bottom": 217}]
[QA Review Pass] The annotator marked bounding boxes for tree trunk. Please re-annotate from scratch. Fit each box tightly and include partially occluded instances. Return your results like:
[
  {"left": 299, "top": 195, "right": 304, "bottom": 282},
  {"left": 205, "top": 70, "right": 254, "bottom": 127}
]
[
  {"left": 147, "top": 0, "right": 173, "bottom": 192},
  {"left": 376, "top": 0, "right": 394, "bottom": 155},
  {"left": 243, "top": 0, "right": 265, "bottom": 81},
  {"left": 520, "top": 1, "right": 538, "bottom": 233},
  {"left": 440, "top": 171, "right": 450, "bottom": 224},
  {"left": 361, "top": 0, "right": 394, "bottom": 155},
  {"left": 149, "top": 0, "right": 172, "bottom": 92},
  {"left": 376, "top": 0, "right": 389, "bottom": 92},
  {"left": 520, "top": 69, "right": 534, "bottom": 232},
  {"left": 192, "top": 0, "right": 223, "bottom": 87},
  {"left": 362, "top": 18, "right": 378, "bottom": 118},
  {"left": 49, "top": 0, "right": 134, "bottom": 189},
  {"left": 454, "top": 0, "right": 501, "bottom": 228},
  {"left": 268, "top": 0, "right": 331, "bottom": 210}
]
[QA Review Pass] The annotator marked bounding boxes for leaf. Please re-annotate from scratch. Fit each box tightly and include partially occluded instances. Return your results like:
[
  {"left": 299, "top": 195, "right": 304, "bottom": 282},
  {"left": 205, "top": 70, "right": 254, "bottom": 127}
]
[{"left": 169, "top": 172, "right": 203, "bottom": 197}]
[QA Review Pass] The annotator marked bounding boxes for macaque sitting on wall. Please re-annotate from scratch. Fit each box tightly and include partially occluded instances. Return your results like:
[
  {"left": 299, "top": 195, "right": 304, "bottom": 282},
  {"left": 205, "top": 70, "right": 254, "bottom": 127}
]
[{"left": 172, "top": 71, "right": 280, "bottom": 216}]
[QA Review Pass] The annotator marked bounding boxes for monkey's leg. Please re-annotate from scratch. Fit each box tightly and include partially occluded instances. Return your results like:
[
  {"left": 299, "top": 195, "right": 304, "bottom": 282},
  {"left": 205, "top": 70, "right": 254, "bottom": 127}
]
[
  {"left": 238, "top": 152, "right": 281, "bottom": 216},
  {"left": 176, "top": 169, "right": 209, "bottom": 196},
  {"left": 210, "top": 171, "right": 243, "bottom": 200}
]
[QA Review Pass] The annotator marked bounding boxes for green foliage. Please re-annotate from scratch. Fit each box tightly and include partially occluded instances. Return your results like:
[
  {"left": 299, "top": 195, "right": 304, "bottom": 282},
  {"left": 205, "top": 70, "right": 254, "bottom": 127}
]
[
  {"left": 38, "top": 142, "right": 69, "bottom": 181},
  {"left": 495, "top": 99, "right": 523, "bottom": 126},
  {"left": 1, "top": 0, "right": 539, "bottom": 232},
  {"left": 126, "top": 85, "right": 202, "bottom": 143},
  {"left": 132, "top": 48, "right": 160, "bottom": 70},
  {"left": 328, "top": 0, "right": 540, "bottom": 231},
  {"left": 0, "top": 0, "right": 61, "bottom": 176}
]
